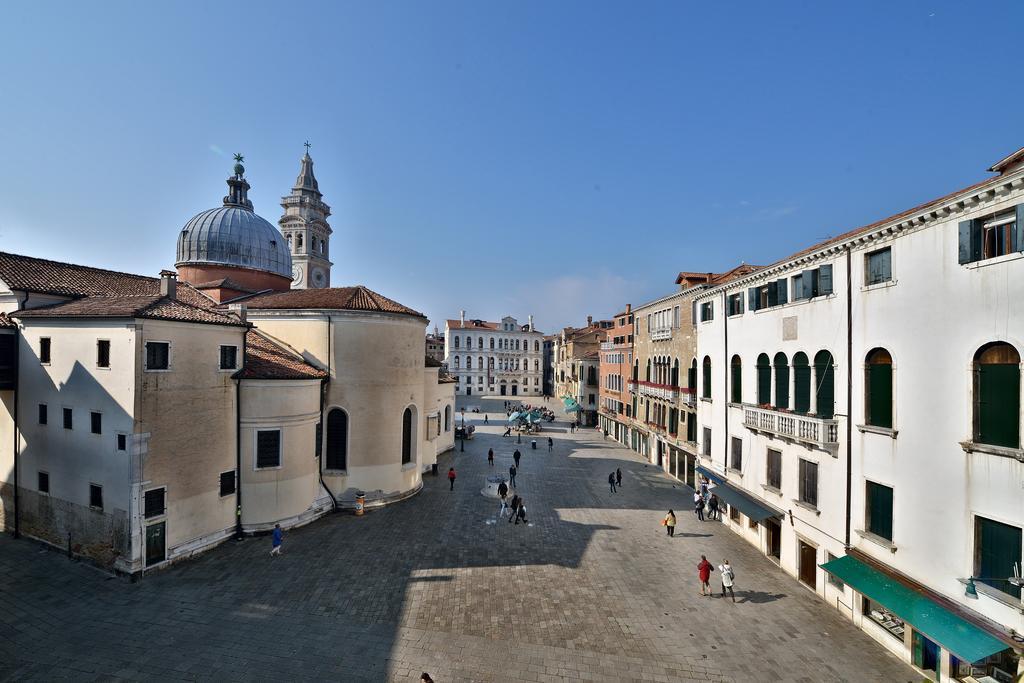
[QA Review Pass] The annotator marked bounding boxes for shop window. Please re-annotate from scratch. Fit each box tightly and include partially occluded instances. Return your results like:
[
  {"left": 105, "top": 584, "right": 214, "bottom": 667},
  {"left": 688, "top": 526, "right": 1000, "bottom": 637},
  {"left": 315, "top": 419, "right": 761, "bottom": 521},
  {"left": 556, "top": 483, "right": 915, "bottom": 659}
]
[
  {"left": 773, "top": 353, "right": 789, "bottom": 409},
  {"left": 144, "top": 487, "right": 166, "bottom": 519},
  {"left": 865, "top": 247, "right": 892, "bottom": 285},
  {"left": 766, "top": 449, "right": 781, "bottom": 489},
  {"left": 798, "top": 459, "right": 818, "bottom": 508},
  {"left": 756, "top": 353, "right": 771, "bottom": 404},
  {"left": 865, "top": 348, "right": 893, "bottom": 428},
  {"left": 865, "top": 481, "right": 894, "bottom": 541},
  {"left": 973, "top": 342, "right": 1020, "bottom": 448},
  {"left": 702, "top": 356, "right": 711, "bottom": 399},
  {"left": 255, "top": 429, "right": 282, "bottom": 469},
  {"left": 730, "top": 355, "right": 742, "bottom": 403},
  {"left": 729, "top": 505, "right": 740, "bottom": 522},
  {"left": 825, "top": 552, "right": 845, "bottom": 590},
  {"left": 730, "top": 437, "right": 742, "bottom": 472},
  {"left": 862, "top": 597, "right": 905, "bottom": 641},
  {"left": 975, "top": 515, "right": 1023, "bottom": 599},
  {"left": 97, "top": 339, "right": 110, "bottom": 368},
  {"left": 326, "top": 408, "right": 348, "bottom": 470}
]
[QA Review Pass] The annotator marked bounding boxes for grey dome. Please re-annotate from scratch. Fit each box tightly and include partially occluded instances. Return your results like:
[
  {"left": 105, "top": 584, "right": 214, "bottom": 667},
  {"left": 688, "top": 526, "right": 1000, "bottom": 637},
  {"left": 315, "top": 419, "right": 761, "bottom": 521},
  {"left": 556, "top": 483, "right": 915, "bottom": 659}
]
[{"left": 176, "top": 165, "right": 292, "bottom": 279}]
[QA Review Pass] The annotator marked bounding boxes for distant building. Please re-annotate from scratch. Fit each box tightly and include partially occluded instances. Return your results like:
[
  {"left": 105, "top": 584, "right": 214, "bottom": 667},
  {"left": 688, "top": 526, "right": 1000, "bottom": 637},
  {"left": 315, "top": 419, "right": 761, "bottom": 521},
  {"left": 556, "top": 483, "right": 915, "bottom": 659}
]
[
  {"left": 553, "top": 316, "right": 612, "bottom": 426},
  {"left": 425, "top": 329, "right": 445, "bottom": 365},
  {"left": 597, "top": 305, "right": 633, "bottom": 443},
  {"left": 443, "top": 312, "right": 544, "bottom": 397}
]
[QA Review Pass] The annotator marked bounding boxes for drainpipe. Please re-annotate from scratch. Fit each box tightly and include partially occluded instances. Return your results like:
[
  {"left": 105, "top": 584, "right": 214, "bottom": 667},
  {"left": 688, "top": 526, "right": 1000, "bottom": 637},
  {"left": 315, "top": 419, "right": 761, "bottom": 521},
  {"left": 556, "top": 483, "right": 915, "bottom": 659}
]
[
  {"left": 12, "top": 323, "right": 20, "bottom": 539},
  {"left": 845, "top": 247, "right": 853, "bottom": 548},
  {"left": 234, "top": 330, "right": 246, "bottom": 540},
  {"left": 722, "top": 290, "right": 729, "bottom": 471},
  {"left": 318, "top": 316, "right": 337, "bottom": 511}
]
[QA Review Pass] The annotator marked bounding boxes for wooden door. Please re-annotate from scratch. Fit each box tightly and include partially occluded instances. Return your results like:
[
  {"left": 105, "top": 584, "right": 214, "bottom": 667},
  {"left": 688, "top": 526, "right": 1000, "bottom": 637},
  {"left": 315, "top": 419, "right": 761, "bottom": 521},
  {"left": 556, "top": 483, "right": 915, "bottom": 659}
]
[{"left": 798, "top": 540, "right": 817, "bottom": 588}]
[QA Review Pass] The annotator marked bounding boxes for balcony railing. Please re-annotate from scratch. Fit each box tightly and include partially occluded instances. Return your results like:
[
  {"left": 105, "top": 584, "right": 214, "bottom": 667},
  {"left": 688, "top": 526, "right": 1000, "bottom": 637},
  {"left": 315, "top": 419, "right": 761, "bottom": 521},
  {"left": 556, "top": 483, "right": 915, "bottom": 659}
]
[
  {"left": 600, "top": 341, "right": 615, "bottom": 351},
  {"left": 650, "top": 326, "right": 672, "bottom": 341},
  {"left": 742, "top": 404, "right": 840, "bottom": 452}
]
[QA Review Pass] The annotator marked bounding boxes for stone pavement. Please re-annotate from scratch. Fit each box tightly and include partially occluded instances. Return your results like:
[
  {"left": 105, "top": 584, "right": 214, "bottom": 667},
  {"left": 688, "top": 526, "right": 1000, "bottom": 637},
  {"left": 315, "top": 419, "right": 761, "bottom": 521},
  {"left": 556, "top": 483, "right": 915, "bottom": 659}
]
[{"left": 0, "top": 396, "right": 917, "bottom": 682}]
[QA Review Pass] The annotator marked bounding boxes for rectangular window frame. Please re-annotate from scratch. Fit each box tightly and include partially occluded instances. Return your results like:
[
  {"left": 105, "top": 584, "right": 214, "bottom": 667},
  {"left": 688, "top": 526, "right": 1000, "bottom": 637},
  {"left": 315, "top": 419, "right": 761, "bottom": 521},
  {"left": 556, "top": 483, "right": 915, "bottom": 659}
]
[
  {"left": 38, "top": 403, "right": 47, "bottom": 425},
  {"left": 62, "top": 407, "right": 73, "bottom": 430},
  {"left": 766, "top": 448, "right": 782, "bottom": 490},
  {"left": 219, "top": 344, "right": 238, "bottom": 371},
  {"left": 96, "top": 339, "right": 111, "bottom": 369},
  {"left": 254, "top": 429, "right": 283, "bottom": 470},
  {"left": 798, "top": 458, "right": 818, "bottom": 508},
  {"left": 116, "top": 433, "right": 128, "bottom": 451},
  {"left": 39, "top": 337, "right": 51, "bottom": 365},
  {"left": 37, "top": 470, "right": 49, "bottom": 495},
  {"left": 702, "top": 427, "right": 712, "bottom": 457},
  {"left": 144, "top": 341, "right": 171, "bottom": 372},
  {"left": 219, "top": 470, "right": 237, "bottom": 497},
  {"left": 826, "top": 551, "right": 846, "bottom": 589},
  {"left": 90, "top": 411, "right": 102, "bottom": 435},
  {"left": 865, "top": 480, "right": 894, "bottom": 542},
  {"left": 89, "top": 483, "right": 103, "bottom": 510},
  {"left": 864, "top": 246, "right": 893, "bottom": 287},
  {"left": 143, "top": 486, "right": 167, "bottom": 520},
  {"left": 729, "top": 437, "right": 743, "bottom": 472}
]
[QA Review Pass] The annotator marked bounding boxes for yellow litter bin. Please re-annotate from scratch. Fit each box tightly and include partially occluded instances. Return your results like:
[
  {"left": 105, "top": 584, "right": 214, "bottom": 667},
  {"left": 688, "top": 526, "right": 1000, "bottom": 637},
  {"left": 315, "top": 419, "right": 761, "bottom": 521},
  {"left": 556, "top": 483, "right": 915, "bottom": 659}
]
[{"left": 355, "top": 493, "right": 365, "bottom": 516}]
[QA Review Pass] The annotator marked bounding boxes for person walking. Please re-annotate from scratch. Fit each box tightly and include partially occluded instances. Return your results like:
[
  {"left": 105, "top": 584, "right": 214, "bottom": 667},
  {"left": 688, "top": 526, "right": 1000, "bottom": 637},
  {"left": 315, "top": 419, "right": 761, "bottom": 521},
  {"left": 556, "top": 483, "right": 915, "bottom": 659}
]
[
  {"left": 694, "top": 491, "right": 705, "bottom": 521},
  {"left": 708, "top": 494, "right": 720, "bottom": 521},
  {"left": 547, "top": 437, "right": 553, "bottom": 452},
  {"left": 515, "top": 499, "right": 527, "bottom": 525},
  {"left": 497, "top": 480, "right": 509, "bottom": 517},
  {"left": 488, "top": 448, "right": 494, "bottom": 466},
  {"left": 699, "top": 477, "right": 709, "bottom": 499},
  {"left": 608, "top": 472, "right": 617, "bottom": 493},
  {"left": 503, "top": 426, "right": 511, "bottom": 437},
  {"left": 448, "top": 467, "right": 457, "bottom": 491},
  {"left": 719, "top": 559, "right": 736, "bottom": 601},
  {"left": 508, "top": 494, "right": 521, "bottom": 523},
  {"left": 509, "top": 464, "right": 517, "bottom": 488},
  {"left": 484, "top": 414, "right": 489, "bottom": 424},
  {"left": 698, "top": 555, "right": 714, "bottom": 596},
  {"left": 664, "top": 510, "right": 676, "bottom": 537},
  {"left": 513, "top": 449, "right": 521, "bottom": 468},
  {"left": 270, "top": 523, "right": 283, "bottom": 556},
  {"left": 616, "top": 468, "right": 622, "bottom": 488}
]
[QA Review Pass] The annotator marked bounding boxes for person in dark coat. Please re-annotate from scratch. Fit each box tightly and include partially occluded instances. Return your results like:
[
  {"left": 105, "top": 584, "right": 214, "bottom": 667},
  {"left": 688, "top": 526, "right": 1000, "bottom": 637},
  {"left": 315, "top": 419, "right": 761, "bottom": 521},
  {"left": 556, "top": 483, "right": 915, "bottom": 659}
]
[
  {"left": 547, "top": 437, "right": 553, "bottom": 451},
  {"left": 508, "top": 494, "right": 521, "bottom": 523},
  {"left": 694, "top": 491, "right": 705, "bottom": 521},
  {"left": 509, "top": 464, "right": 517, "bottom": 488},
  {"left": 616, "top": 468, "right": 622, "bottom": 488},
  {"left": 488, "top": 448, "right": 494, "bottom": 466},
  {"left": 515, "top": 498, "right": 528, "bottom": 525},
  {"left": 708, "top": 494, "right": 720, "bottom": 520},
  {"left": 513, "top": 449, "right": 521, "bottom": 468},
  {"left": 608, "top": 472, "right": 617, "bottom": 493}
]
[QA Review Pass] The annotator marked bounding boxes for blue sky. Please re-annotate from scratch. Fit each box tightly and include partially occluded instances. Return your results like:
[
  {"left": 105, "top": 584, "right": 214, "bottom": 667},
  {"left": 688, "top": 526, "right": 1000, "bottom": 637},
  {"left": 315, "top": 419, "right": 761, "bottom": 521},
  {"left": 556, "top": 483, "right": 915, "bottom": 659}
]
[{"left": 1, "top": 1, "right": 1021, "bottom": 333}]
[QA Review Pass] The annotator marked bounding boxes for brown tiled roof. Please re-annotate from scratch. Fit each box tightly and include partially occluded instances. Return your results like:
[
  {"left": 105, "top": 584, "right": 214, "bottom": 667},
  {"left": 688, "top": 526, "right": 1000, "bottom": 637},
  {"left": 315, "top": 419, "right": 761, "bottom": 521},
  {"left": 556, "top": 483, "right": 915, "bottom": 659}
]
[
  {"left": 237, "top": 330, "right": 327, "bottom": 380},
  {"left": 12, "top": 294, "right": 245, "bottom": 327},
  {"left": 193, "top": 278, "right": 257, "bottom": 294},
  {"left": 446, "top": 318, "right": 499, "bottom": 330},
  {"left": 0, "top": 312, "right": 13, "bottom": 328},
  {"left": 236, "top": 286, "right": 424, "bottom": 318},
  {"left": 0, "top": 252, "right": 215, "bottom": 309},
  {"left": 425, "top": 355, "right": 444, "bottom": 368},
  {"left": 675, "top": 264, "right": 763, "bottom": 286}
]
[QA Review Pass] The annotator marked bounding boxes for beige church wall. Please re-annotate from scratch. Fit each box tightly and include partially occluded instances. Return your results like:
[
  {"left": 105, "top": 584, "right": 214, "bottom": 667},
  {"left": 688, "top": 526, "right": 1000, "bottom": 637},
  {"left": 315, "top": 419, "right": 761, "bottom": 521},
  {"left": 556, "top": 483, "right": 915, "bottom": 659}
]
[
  {"left": 12, "top": 321, "right": 136, "bottom": 566},
  {"left": 239, "top": 378, "right": 322, "bottom": 530},
  {"left": 422, "top": 368, "right": 456, "bottom": 470},
  {"left": 0, "top": 390, "right": 15, "bottom": 532},
  {"left": 136, "top": 319, "right": 244, "bottom": 564},
  {"left": 248, "top": 310, "right": 428, "bottom": 505}
]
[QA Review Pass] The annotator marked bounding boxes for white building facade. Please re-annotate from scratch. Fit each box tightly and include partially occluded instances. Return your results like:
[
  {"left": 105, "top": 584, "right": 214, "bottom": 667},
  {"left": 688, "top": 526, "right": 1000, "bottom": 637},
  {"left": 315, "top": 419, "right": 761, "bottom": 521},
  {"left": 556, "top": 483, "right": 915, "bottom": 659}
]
[
  {"left": 443, "top": 312, "right": 544, "bottom": 397},
  {"left": 694, "top": 148, "right": 1024, "bottom": 681}
]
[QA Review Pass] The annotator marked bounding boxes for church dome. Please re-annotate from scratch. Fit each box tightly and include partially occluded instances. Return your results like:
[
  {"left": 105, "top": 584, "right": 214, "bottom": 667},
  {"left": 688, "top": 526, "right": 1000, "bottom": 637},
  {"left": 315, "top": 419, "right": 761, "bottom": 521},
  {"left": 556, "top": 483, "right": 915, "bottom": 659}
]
[{"left": 176, "top": 158, "right": 292, "bottom": 279}]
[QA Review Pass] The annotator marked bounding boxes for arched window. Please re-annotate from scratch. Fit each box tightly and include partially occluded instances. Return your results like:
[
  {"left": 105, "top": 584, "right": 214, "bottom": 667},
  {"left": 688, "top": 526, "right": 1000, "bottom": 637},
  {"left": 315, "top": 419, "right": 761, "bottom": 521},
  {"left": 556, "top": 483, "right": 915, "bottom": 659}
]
[
  {"left": 974, "top": 342, "right": 1020, "bottom": 447},
  {"left": 454, "top": 336, "right": 460, "bottom": 349},
  {"left": 311, "top": 237, "right": 318, "bottom": 253},
  {"left": 478, "top": 337, "right": 483, "bottom": 349},
  {"left": 286, "top": 233, "right": 293, "bottom": 249},
  {"left": 515, "top": 339, "right": 520, "bottom": 351},
  {"left": 401, "top": 407, "right": 414, "bottom": 465},
  {"left": 633, "top": 360, "right": 639, "bottom": 381},
  {"left": 702, "top": 356, "right": 712, "bottom": 399},
  {"left": 466, "top": 337, "right": 472, "bottom": 349},
  {"left": 688, "top": 359, "right": 697, "bottom": 392},
  {"left": 444, "top": 405, "right": 451, "bottom": 431},
  {"left": 814, "top": 350, "right": 835, "bottom": 419},
  {"left": 534, "top": 359, "right": 539, "bottom": 370},
  {"left": 865, "top": 348, "right": 893, "bottom": 428},
  {"left": 296, "top": 234, "right": 304, "bottom": 250},
  {"left": 646, "top": 359, "right": 651, "bottom": 381},
  {"left": 454, "top": 357, "right": 460, "bottom": 369},
  {"left": 730, "top": 355, "right": 742, "bottom": 403},
  {"left": 478, "top": 356, "right": 484, "bottom": 371},
  {"left": 466, "top": 357, "right": 472, "bottom": 370},
  {"left": 672, "top": 359, "right": 680, "bottom": 388},
  {"left": 773, "top": 353, "right": 789, "bottom": 409},
  {"left": 490, "top": 338, "right": 495, "bottom": 349},
  {"left": 793, "top": 352, "right": 811, "bottom": 413},
  {"left": 326, "top": 408, "right": 348, "bottom": 470},
  {"left": 534, "top": 340, "right": 540, "bottom": 352},
  {"left": 756, "top": 353, "right": 771, "bottom": 405},
  {"left": 488, "top": 357, "right": 494, "bottom": 369}
]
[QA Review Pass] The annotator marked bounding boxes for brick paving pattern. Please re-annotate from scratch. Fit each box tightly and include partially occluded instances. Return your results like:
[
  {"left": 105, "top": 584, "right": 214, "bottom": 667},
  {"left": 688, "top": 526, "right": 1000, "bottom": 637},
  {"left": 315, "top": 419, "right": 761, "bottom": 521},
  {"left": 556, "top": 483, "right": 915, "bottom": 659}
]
[{"left": 0, "top": 397, "right": 917, "bottom": 682}]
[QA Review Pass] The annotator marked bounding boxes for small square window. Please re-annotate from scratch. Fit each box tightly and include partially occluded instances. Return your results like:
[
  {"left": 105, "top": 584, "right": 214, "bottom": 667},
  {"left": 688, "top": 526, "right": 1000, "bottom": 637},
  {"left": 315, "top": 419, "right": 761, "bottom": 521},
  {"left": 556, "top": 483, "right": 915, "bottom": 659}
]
[
  {"left": 219, "top": 345, "right": 238, "bottom": 370},
  {"left": 97, "top": 340, "right": 111, "bottom": 368},
  {"left": 39, "top": 337, "right": 51, "bottom": 364},
  {"left": 90, "top": 411, "right": 102, "bottom": 435},
  {"left": 38, "top": 403, "right": 47, "bottom": 425},
  {"left": 730, "top": 437, "right": 743, "bottom": 472},
  {"left": 865, "top": 247, "right": 892, "bottom": 286},
  {"left": 117, "top": 434, "right": 127, "bottom": 451},
  {"left": 145, "top": 341, "right": 169, "bottom": 370},
  {"left": 89, "top": 483, "right": 103, "bottom": 510},
  {"left": 219, "top": 470, "right": 236, "bottom": 496},
  {"left": 37, "top": 471, "right": 49, "bottom": 494},
  {"left": 63, "top": 407, "right": 73, "bottom": 430},
  {"left": 143, "top": 488, "right": 165, "bottom": 519},
  {"left": 256, "top": 430, "right": 281, "bottom": 469}
]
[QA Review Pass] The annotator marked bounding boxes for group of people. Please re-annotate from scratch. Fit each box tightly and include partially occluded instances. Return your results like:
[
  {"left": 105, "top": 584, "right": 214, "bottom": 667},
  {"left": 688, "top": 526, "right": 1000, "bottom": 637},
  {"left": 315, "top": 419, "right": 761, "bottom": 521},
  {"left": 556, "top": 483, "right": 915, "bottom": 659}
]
[
  {"left": 693, "top": 477, "right": 720, "bottom": 521},
  {"left": 697, "top": 555, "right": 737, "bottom": 601},
  {"left": 496, "top": 479, "right": 528, "bottom": 524},
  {"left": 607, "top": 468, "right": 623, "bottom": 492}
]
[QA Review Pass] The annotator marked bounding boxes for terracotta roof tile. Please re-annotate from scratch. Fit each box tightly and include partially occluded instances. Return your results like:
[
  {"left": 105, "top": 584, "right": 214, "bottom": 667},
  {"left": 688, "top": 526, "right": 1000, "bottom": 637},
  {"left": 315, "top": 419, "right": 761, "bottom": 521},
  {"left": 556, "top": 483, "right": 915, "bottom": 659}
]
[
  {"left": 237, "top": 286, "right": 424, "bottom": 318},
  {"left": 237, "top": 330, "right": 327, "bottom": 380},
  {"left": 12, "top": 294, "right": 245, "bottom": 327}
]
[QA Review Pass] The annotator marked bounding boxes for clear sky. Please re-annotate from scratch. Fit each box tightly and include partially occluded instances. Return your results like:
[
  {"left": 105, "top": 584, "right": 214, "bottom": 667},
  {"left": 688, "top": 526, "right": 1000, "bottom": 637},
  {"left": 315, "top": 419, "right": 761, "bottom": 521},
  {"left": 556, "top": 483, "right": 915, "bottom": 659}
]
[{"left": 1, "top": 1, "right": 1021, "bottom": 334}]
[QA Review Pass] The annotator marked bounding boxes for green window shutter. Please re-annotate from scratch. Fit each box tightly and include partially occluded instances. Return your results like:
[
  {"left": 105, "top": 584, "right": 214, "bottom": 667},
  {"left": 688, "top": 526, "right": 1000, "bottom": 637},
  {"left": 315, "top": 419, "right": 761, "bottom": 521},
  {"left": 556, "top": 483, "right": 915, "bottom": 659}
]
[
  {"left": 703, "top": 361, "right": 711, "bottom": 399},
  {"left": 814, "top": 353, "right": 835, "bottom": 418},
  {"left": 688, "top": 366, "right": 697, "bottom": 391},
  {"left": 757, "top": 359, "right": 771, "bottom": 405},
  {"left": 1015, "top": 205, "right": 1024, "bottom": 252},
  {"left": 767, "top": 281, "right": 779, "bottom": 307},
  {"left": 794, "top": 362, "right": 811, "bottom": 413},
  {"left": 748, "top": 287, "right": 758, "bottom": 311},
  {"left": 731, "top": 363, "right": 742, "bottom": 403},
  {"left": 774, "top": 359, "right": 789, "bottom": 409},
  {"left": 792, "top": 274, "right": 803, "bottom": 300},
  {"left": 819, "top": 264, "right": 833, "bottom": 295},
  {"left": 776, "top": 279, "right": 788, "bottom": 305},
  {"left": 978, "top": 364, "right": 1021, "bottom": 447},
  {"left": 978, "top": 517, "right": 1023, "bottom": 598},
  {"left": 807, "top": 269, "right": 820, "bottom": 297},
  {"left": 958, "top": 220, "right": 974, "bottom": 264},
  {"left": 867, "top": 363, "right": 893, "bottom": 428},
  {"left": 867, "top": 482, "right": 893, "bottom": 541}
]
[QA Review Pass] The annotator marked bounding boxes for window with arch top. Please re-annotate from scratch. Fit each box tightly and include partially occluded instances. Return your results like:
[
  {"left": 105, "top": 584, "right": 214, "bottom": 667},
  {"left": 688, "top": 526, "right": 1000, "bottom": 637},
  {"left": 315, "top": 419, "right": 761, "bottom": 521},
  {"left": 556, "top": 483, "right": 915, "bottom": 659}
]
[
  {"left": 865, "top": 348, "right": 893, "bottom": 428},
  {"left": 702, "top": 356, "right": 712, "bottom": 399},
  {"left": 793, "top": 352, "right": 811, "bottom": 413},
  {"left": 814, "top": 350, "right": 835, "bottom": 419},
  {"left": 444, "top": 405, "right": 451, "bottom": 432},
  {"left": 973, "top": 342, "right": 1020, "bottom": 448},
  {"left": 326, "top": 408, "right": 348, "bottom": 470},
  {"left": 773, "top": 353, "right": 789, "bottom": 409},
  {"left": 730, "top": 355, "right": 742, "bottom": 403},
  {"left": 401, "top": 407, "right": 414, "bottom": 465},
  {"left": 756, "top": 353, "right": 771, "bottom": 405}
]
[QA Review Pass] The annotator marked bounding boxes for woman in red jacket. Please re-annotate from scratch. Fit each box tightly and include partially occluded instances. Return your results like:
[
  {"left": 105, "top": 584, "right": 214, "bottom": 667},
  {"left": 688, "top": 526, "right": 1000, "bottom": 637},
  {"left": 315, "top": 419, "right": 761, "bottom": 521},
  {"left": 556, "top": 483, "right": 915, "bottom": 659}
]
[
  {"left": 697, "top": 555, "right": 714, "bottom": 596},
  {"left": 448, "top": 467, "right": 456, "bottom": 491}
]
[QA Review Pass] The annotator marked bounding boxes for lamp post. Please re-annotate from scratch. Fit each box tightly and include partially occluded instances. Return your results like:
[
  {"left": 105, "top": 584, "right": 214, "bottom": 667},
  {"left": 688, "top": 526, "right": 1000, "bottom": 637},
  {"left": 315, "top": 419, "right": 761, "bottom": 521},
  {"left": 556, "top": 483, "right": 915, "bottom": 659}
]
[{"left": 460, "top": 411, "right": 466, "bottom": 452}]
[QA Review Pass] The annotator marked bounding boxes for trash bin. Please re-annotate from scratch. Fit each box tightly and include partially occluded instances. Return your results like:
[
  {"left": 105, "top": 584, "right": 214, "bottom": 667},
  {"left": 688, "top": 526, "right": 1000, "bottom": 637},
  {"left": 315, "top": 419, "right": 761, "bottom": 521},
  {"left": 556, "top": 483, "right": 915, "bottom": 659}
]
[
  {"left": 531, "top": 439, "right": 537, "bottom": 450},
  {"left": 355, "top": 492, "right": 365, "bottom": 516},
  {"left": 431, "top": 463, "right": 439, "bottom": 477}
]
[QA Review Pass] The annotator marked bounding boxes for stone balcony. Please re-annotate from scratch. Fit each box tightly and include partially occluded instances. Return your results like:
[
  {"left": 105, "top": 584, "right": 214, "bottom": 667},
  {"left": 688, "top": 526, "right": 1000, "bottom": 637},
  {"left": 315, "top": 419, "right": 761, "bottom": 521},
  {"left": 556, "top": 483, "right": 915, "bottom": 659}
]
[
  {"left": 650, "top": 326, "right": 672, "bottom": 341},
  {"left": 627, "top": 380, "right": 697, "bottom": 404},
  {"left": 741, "top": 404, "right": 840, "bottom": 452}
]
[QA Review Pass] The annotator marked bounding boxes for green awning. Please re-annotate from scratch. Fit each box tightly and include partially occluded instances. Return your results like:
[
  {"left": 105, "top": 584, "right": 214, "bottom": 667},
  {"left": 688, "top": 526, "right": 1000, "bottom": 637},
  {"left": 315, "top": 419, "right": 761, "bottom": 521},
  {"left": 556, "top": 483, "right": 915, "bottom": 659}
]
[
  {"left": 563, "top": 397, "right": 580, "bottom": 412},
  {"left": 820, "top": 555, "right": 1008, "bottom": 664},
  {"left": 696, "top": 466, "right": 782, "bottom": 522}
]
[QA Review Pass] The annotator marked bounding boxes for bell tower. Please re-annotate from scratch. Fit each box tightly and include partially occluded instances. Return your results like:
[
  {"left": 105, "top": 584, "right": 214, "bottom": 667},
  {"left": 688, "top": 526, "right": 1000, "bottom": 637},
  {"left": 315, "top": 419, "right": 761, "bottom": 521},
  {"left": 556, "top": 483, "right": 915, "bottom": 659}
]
[{"left": 280, "top": 143, "right": 332, "bottom": 289}]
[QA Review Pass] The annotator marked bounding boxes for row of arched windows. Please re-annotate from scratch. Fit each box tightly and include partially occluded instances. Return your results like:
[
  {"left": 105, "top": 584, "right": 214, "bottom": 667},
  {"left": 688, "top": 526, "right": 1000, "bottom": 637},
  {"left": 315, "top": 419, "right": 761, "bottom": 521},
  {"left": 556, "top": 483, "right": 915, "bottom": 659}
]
[
  {"left": 283, "top": 232, "right": 327, "bottom": 256},
  {"left": 726, "top": 351, "right": 836, "bottom": 418},
  {"left": 324, "top": 404, "right": 434, "bottom": 471},
  {"left": 450, "top": 356, "right": 539, "bottom": 371},
  {"left": 451, "top": 336, "right": 541, "bottom": 352}
]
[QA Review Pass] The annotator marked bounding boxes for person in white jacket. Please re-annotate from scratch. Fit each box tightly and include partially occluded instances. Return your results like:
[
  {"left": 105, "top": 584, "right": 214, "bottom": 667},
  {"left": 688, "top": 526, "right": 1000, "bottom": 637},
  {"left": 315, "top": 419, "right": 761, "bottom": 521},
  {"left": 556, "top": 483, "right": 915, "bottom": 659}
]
[{"left": 719, "top": 559, "right": 736, "bottom": 602}]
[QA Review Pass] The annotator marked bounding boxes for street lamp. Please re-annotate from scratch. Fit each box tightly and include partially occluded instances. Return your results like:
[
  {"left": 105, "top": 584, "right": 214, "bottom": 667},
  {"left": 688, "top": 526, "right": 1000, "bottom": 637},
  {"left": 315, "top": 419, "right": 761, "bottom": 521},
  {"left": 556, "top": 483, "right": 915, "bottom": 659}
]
[{"left": 964, "top": 564, "right": 1022, "bottom": 598}]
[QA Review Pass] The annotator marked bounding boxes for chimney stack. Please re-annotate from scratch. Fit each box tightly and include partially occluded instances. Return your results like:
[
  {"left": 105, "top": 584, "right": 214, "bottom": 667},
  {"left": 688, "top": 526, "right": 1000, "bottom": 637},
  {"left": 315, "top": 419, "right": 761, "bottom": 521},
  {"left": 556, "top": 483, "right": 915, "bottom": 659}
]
[
  {"left": 460, "top": 310, "right": 466, "bottom": 325},
  {"left": 587, "top": 315, "right": 593, "bottom": 327},
  {"left": 625, "top": 303, "right": 631, "bottom": 314},
  {"left": 159, "top": 270, "right": 178, "bottom": 300},
  {"left": 228, "top": 303, "right": 247, "bottom": 323},
  {"left": 528, "top": 315, "right": 534, "bottom": 332}
]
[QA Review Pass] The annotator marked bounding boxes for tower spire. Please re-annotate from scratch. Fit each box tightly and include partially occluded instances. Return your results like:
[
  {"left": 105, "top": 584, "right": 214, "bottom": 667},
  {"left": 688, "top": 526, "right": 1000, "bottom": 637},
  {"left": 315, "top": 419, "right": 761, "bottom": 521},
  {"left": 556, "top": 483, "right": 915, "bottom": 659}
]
[{"left": 294, "top": 145, "right": 320, "bottom": 194}]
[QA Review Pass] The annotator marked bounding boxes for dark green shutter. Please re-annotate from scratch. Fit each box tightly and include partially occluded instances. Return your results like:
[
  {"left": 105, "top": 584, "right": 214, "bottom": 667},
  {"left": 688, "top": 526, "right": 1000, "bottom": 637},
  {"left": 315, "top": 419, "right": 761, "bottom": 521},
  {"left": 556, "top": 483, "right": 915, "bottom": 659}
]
[
  {"left": 1015, "top": 204, "right": 1024, "bottom": 253},
  {"left": 688, "top": 365, "right": 697, "bottom": 392},
  {"left": 757, "top": 358, "right": 771, "bottom": 405},
  {"left": 807, "top": 269, "right": 820, "bottom": 297},
  {"left": 792, "top": 274, "right": 803, "bottom": 300},
  {"left": 819, "top": 264, "right": 833, "bottom": 295},
  {"left": 774, "top": 358, "right": 789, "bottom": 409},
  {"left": 776, "top": 279, "right": 788, "bottom": 305},
  {"left": 748, "top": 287, "right": 758, "bottom": 311},
  {"left": 814, "top": 353, "right": 835, "bottom": 418},
  {"left": 959, "top": 219, "right": 983, "bottom": 264},
  {"left": 767, "top": 281, "right": 779, "bottom": 307},
  {"left": 794, "top": 361, "right": 811, "bottom": 413},
  {"left": 867, "top": 363, "right": 893, "bottom": 428},
  {"left": 731, "top": 362, "right": 742, "bottom": 403},
  {"left": 867, "top": 482, "right": 893, "bottom": 541},
  {"left": 978, "top": 364, "right": 1020, "bottom": 447},
  {"left": 978, "top": 517, "right": 1023, "bottom": 598},
  {"left": 703, "top": 360, "right": 711, "bottom": 399}
]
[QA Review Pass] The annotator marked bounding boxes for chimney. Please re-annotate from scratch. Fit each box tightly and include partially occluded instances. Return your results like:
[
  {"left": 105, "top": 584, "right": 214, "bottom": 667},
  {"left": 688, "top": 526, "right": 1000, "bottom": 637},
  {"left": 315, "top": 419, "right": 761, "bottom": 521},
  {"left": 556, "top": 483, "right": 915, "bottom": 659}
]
[
  {"left": 587, "top": 315, "right": 593, "bottom": 327},
  {"left": 625, "top": 303, "right": 631, "bottom": 314},
  {"left": 460, "top": 310, "right": 465, "bottom": 326},
  {"left": 228, "top": 303, "right": 247, "bottom": 323},
  {"left": 159, "top": 270, "right": 178, "bottom": 300},
  {"left": 528, "top": 315, "right": 534, "bottom": 332}
]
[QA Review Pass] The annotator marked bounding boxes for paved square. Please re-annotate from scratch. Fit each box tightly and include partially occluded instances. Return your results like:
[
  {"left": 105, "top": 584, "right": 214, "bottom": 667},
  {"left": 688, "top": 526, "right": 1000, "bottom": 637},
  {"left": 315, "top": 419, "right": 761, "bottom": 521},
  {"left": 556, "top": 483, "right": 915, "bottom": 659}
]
[{"left": 0, "top": 397, "right": 917, "bottom": 681}]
